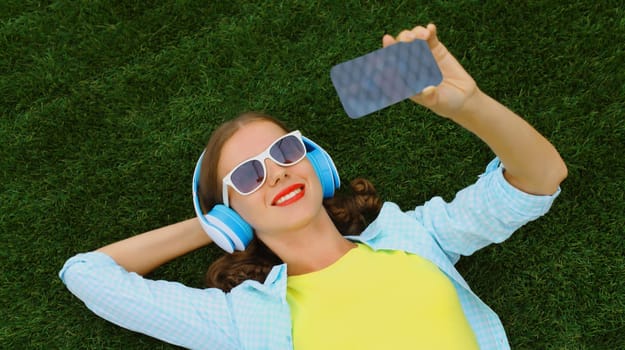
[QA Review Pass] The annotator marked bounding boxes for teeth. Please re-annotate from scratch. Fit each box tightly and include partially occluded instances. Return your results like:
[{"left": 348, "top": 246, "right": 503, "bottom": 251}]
[{"left": 276, "top": 188, "right": 302, "bottom": 205}]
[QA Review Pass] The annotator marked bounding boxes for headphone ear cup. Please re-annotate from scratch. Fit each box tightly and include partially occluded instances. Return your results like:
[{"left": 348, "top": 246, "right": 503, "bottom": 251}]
[
  {"left": 197, "top": 212, "right": 235, "bottom": 253},
  {"left": 302, "top": 137, "right": 340, "bottom": 198},
  {"left": 207, "top": 205, "right": 254, "bottom": 251},
  {"left": 193, "top": 151, "right": 253, "bottom": 253}
]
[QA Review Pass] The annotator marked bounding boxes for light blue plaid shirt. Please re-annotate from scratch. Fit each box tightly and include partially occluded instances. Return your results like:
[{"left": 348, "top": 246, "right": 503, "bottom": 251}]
[{"left": 59, "top": 159, "right": 560, "bottom": 349}]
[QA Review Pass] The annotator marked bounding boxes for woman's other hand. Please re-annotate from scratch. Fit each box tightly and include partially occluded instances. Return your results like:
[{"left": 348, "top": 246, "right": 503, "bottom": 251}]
[{"left": 382, "top": 23, "right": 478, "bottom": 119}]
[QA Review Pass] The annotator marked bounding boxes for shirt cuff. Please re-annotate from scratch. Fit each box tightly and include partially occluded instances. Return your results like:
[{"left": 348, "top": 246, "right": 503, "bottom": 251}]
[
  {"left": 481, "top": 157, "right": 561, "bottom": 219},
  {"left": 59, "top": 251, "right": 121, "bottom": 282}
]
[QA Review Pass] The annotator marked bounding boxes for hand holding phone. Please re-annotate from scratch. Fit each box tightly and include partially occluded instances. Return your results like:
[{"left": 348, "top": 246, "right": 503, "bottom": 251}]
[{"left": 330, "top": 39, "right": 442, "bottom": 119}]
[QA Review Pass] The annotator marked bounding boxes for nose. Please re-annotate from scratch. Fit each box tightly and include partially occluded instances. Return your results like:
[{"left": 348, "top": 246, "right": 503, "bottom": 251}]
[{"left": 264, "top": 158, "right": 287, "bottom": 186}]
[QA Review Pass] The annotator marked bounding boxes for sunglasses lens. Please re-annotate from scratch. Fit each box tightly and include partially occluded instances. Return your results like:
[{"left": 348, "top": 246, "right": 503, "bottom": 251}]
[
  {"left": 270, "top": 135, "right": 306, "bottom": 164},
  {"left": 228, "top": 133, "right": 307, "bottom": 195},
  {"left": 230, "top": 159, "right": 265, "bottom": 194}
]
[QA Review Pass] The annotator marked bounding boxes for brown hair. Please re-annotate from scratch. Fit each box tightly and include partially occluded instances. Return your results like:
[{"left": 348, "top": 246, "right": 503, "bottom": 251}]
[{"left": 198, "top": 112, "right": 382, "bottom": 291}]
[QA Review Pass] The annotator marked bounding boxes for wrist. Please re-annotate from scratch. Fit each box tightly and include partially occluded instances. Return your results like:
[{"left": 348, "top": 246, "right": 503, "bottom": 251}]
[{"left": 447, "top": 88, "right": 489, "bottom": 122}]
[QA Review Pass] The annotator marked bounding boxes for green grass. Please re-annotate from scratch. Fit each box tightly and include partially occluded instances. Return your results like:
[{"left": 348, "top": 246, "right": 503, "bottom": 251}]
[{"left": 2, "top": 0, "right": 624, "bottom": 348}]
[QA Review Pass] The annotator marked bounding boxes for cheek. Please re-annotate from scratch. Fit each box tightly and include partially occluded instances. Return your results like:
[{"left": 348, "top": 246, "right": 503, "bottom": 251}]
[
  {"left": 295, "top": 159, "right": 317, "bottom": 182},
  {"left": 300, "top": 161, "right": 323, "bottom": 196},
  {"left": 229, "top": 192, "right": 263, "bottom": 223}
]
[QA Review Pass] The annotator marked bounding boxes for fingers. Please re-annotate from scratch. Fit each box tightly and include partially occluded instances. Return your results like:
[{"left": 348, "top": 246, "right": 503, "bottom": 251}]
[
  {"left": 424, "top": 23, "right": 440, "bottom": 49},
  {"left": 382, "top": 34, "right": 396, "bottom": 47},
  {"left": 382, "top": 23, "right": 439, "bottom": 48},
  {"left": 396, "top": 29, "right": 415, "bottom": 42}
]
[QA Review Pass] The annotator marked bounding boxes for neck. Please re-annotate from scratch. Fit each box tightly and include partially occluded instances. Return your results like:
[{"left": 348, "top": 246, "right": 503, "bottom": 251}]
[{"left": 258, "top": 209, "right": 357, "bottom": 276}]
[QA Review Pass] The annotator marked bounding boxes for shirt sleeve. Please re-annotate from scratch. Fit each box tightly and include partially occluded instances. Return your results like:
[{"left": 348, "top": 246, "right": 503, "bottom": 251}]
[
  {"left": 411, "top": 158, "right": 561, "bottom": 263},
  {"left": 59, "top": 252, "right": 240, "bottom": 350}
]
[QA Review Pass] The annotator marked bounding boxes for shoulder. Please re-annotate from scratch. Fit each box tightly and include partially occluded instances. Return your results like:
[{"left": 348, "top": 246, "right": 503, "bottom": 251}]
[{"left": 353, "top": 201, "right": 432, "bottom": 249}]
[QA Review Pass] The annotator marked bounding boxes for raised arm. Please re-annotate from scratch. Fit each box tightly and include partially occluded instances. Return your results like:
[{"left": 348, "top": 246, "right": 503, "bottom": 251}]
[
  {"left": 60, "top": 221, "right": 238, "bottom": 349},
  {"left": 96, "top": 217, "right": 212, "bottom": 275},
  {"left": 383, "top": 24, "right": 567, "bottom": 194}
]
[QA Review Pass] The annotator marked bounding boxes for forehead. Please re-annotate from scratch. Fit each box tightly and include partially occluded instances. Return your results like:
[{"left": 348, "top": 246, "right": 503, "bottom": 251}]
[{"left": 218, "top": 121, "right": 288, "bottom": 177}]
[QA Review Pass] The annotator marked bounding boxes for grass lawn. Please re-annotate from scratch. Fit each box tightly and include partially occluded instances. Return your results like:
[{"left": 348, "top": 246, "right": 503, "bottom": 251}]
[{"left": 1, "top": 0, "right": 623, "bottom": 348}]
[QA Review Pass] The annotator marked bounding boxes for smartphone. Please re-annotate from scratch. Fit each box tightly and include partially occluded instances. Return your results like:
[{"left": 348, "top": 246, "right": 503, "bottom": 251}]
[{"left": 330, "top": 39, "right": 442, "bottom": 119}]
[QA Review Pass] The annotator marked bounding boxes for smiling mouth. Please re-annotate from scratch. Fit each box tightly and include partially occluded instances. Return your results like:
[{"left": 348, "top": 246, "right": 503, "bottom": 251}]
[{"left": 272, "top": 184, "right": 305, "bottom": 206}]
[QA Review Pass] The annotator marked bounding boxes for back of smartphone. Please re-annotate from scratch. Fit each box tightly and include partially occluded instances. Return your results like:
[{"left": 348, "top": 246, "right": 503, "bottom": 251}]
[{"left": 331, "top": 40, "right": 442, "bottom": 119}]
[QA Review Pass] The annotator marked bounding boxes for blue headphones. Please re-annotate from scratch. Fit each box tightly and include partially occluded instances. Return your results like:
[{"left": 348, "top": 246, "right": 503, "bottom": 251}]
[{"left": 192, "top": 136, "right": 340, "bottom": 253}]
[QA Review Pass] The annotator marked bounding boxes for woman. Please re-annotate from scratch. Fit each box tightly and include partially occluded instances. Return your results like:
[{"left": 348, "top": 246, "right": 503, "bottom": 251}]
[{"left": 59, "top": 24, "right": 567, "bottom": 349}]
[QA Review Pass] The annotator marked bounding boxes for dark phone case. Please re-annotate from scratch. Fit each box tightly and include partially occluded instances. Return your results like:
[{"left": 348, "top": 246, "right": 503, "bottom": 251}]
[{"left": 330, "top": 40, "right": 442, "bottom": 119}]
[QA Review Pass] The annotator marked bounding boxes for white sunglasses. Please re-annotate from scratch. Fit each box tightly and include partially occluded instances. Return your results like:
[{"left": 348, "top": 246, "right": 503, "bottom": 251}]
[{"left": 222, "top": 130, "right": 307, "bottom": 207}]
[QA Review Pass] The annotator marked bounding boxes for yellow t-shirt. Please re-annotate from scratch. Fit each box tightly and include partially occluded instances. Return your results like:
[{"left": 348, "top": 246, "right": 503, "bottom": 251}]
[{"left": 286, "top": 243, "right": 479, "bottom": 350}]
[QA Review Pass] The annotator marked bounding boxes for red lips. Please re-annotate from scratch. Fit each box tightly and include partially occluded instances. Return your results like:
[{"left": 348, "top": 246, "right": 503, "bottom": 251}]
[{"left": 272, "top": 184, "right": 305, "bottom": 206}]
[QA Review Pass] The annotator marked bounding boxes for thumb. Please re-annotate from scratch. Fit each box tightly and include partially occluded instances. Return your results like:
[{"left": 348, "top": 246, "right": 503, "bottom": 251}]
[
  {"left": 411, "top": 85, "right": 439, "bottom": 108},
  {"left": 382, "top": 34, "right": 396, "bottom": 47}
]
